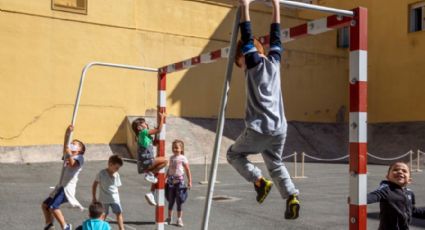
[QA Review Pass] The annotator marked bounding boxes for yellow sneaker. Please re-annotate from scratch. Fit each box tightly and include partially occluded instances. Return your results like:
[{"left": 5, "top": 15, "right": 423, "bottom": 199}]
[
  {"left": 254, "top": 177, "right": 273, "bottom": 204},
  {"left": 285, "top": 194, "right": 300, "bottom": 219}
]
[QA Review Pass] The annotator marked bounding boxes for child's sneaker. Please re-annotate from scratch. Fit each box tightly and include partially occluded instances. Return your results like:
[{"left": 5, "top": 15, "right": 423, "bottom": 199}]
[
  {"left": 43, "top": 223, "right": 55, "bottom": 230},
  {"left": 144, "top": 192, "right": 157, "bottom": 206},
  {"left": 64, "top": 223, "right": 72, "bottom": 230},
  {"left": 285, "top": 194, "right": 300, "bottom": 219},
  {"left": 144, "top": 172, "right": 158, "bottom": 184},
  {"left": 254, "top": 177, "right": 273, "bottom": 204},
  {"left": 176, "top": 218, "right": 184, "bottom": 227},
  {"left": 165, "top": 217, "right": 172, "bottom": 225}
]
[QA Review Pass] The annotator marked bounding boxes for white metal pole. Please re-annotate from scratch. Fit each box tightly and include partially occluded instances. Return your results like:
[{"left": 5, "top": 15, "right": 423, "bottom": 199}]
[
  {"left": 255, "top": 0, "right": 354, "bottom": 17},
  {"left": 201, "top": 7, "right": 241, "bottom": 230},
  {"left": 58, "top": 62, "right": 158, "bottom": 185}
]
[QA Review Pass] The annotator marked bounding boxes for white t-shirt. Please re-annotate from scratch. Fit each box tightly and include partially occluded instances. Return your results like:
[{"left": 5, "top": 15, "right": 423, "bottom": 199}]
[
  {"left": 95, "top": 169, "right": 122, "bottom": 204},
  {"left": 57, "top": 154, "right": 84, "bottom": 209},
  {"left": 167, "top": 155, "right": 188, "bottom": 179}
]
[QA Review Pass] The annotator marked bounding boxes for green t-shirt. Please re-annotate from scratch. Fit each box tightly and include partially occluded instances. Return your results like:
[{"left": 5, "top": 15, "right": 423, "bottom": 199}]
[{"left": 138, "top": 129, "right": 153, "bottom": 148}]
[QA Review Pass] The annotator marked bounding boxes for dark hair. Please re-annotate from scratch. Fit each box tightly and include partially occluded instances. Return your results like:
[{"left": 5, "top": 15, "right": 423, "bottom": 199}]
[
  {"left": 73, "top": 139, "right": 86, "bottom": 155},
  {"left": 172, "top": 139, "right": 185, "bottom": 155},
  {"left": 235, "top": 38, "right": 265, "bottom": 68},
  {"left": 108, "top": 155, "right": 123, "bottom": 166},
  {"left": 387, "top": 161, "right": 411, "bottom": 175},
  {"left": 89, "top": 202, "right": 104, "bottom": 219},
  {"left": 131, "top": 118, "right": 148, "bottom": 136}
]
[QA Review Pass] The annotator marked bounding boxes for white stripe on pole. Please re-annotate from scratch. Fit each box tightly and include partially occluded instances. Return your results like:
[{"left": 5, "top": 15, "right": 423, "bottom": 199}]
[
  {"left": 158, "top": 187, "right": 165, "bottom": 205},
  {"left": 159, "top": 91, "right": 166, "bottom": 107},
  {"left": 201, "top": 53, "right": 213, "bottom": 63},
  {"left": 350, "top": 173, "right": 367, "bottom": 205},
  {"left": 349, "top": 112, "right": 367, "bottom": 143},
  {"left": 307, "top": 18, "right": 330, "bottom": 35},
  {"left": 183, "top": 59, "right": 192, "bottom": 69},
  {"left": 349, "top": 50, "right": 368, "bottom": 82},
  {"left": 167, "top": 65, "right": 175, "bottom": 73},
  {"left": 281, "top": 28, "right": 293, "bottom": 43},
  {"left": 159, "top": 124, "right": 166, "bottom": 141},
  {"left": 221, "top": 47, "right": 230, "bottom": 58}
]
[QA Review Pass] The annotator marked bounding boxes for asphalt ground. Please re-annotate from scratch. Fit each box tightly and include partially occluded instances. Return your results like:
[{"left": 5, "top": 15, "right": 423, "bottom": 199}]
[{"left": 1, "top": 160, "right": 425, "bottom": 230}]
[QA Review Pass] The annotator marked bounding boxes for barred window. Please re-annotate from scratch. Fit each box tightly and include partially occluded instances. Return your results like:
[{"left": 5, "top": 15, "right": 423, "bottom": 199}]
[
  {"left": 337, "top": 27, "right": 349, "bottom": 48},
  {"left": 52, "top": 0, "right": 87, "bottom": 14}
]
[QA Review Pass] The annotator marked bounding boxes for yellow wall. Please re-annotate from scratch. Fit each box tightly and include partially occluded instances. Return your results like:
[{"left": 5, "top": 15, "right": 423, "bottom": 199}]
[{"left": 2, "top": 0, "right": 421, "bottom": 146}]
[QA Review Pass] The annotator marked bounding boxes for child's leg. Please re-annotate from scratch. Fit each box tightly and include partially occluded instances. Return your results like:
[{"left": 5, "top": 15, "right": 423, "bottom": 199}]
[
  {"left": 261, "top": 134, "right": 298, "bottom": 198},
  {"left": 176, "top": 196, "right": 183, "bottom": 219},
  {"left": 168, "top": 186, "right": 176, "bottom": 218},
  {"left": 41, "top": 202, "right": 53, "bottom": 224},
  {"left": 148, "top": 157, "right": 168, "bottom": 173},
  {"left": 116, "top": 213, "right": 124, "bottom": 230},
  {"left": 226, "top": 129, "right": 265, "bottom": 183},
  {"left": 51, "top": 209, "right": 67, "bottom": 229}
]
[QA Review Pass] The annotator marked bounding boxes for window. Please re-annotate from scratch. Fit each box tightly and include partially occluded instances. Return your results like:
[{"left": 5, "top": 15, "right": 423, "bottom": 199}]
[
  {"left": 337, "top": 27, "right": 349, "bottom": 48},
  {"left": 52, "top": 0, "right": 87, "bottom": 14},
  {"left": 409, "top": 2, "right": 425, "bottom": 32}
]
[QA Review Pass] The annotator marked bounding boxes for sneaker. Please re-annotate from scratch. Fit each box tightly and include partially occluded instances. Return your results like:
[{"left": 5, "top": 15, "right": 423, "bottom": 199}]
[
  {"left": 145, "top": 192, "right": 157, "bottom": 206},
  {"left": 165, "top": 217, "right": 172, "bottom": 225},
  {"left": 43, "top": 223, "right": 55, "bottom": 230},
  {"left": 254, "top": 177, "right": 273, "bottom": 204},
  {"left": 64, "top": 224, "right": 72, "bottom": 230},
  {"left": 145, "top": 172, "right": 158, "bottom": 184},
  {"left": 176, "top": 218, "right": 184, "bottom": 227},
  {"left": 285, "top": 194, "right": 300, "bottom": 220}
]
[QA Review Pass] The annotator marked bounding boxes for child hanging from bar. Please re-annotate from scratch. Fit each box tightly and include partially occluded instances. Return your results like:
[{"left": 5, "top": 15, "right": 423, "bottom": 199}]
[
  {"left": 41, "top": 125, "right": 86, "bottom": 230},
  {"left": 131, "top": 112, "right": 168, "bottom": 205},
  {"left": 367, "top": 162, "right": 425, "bottom": 229},
  {"left": 226, "top": 0, "right": 300, "bottom": 219}
]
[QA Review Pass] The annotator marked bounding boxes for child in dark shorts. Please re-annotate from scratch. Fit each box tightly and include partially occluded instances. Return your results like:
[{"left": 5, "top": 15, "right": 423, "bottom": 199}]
[{"left": 132, "top": 112, "right": 168, "bottom": 204}]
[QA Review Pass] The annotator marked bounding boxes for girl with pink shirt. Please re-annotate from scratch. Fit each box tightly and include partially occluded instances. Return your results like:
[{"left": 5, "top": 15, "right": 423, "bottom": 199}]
[{"left": 165, "top": 140, "right": 192, "bottom": 227}]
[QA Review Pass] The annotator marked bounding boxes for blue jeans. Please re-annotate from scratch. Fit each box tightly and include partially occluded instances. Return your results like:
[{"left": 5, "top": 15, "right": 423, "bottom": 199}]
[
  {"left": 43, "top": 187, "right": 68, "bottom": 209},
  {"left": 227, "top": 128, "right": 299, "bottom": 199}
]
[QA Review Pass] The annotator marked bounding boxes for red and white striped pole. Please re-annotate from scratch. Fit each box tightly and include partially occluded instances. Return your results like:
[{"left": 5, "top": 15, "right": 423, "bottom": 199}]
[
  {"left": 348, "top": 7, "right": 368, "bottom": 230},
  {"left": 156, "top": 72, "right": 167, "bottom": 230}
]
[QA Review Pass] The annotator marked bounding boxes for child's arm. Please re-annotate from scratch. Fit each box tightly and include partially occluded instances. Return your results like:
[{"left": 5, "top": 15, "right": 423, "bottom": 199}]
[
  {"left": 411, "top": 192, "right": 425, "bottom": 219},
  {"left": 63, "top": 125, "right": 73, "bottom": 155},
  {"left": 183, "top": 161, "right": 192, "bottom": 189},
  {"left": 367, "top": 185, "right": 389, "bottom": 204},
  {"left": 268, "top": 0, "right": 282, "bottom": 62},
  {"left": 148, "top": 112, "right": 166, "bottom": 135},
  {"left": 239, "top": 0, "right": 262, "bottom": 69},
  {"left": 92, "top": 180, "right": 99, "bottom": 203}
]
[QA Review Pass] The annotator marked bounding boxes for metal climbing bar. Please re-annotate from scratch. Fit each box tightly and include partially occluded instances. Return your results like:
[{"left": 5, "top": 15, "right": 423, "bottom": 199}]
[
  {"left": 201, "top": 6, "right": 241, "bottom": 230},
  {"left": 257, "top": 0, "right": 354, "bottom": 17},
  {"left": 60, "top": 61, "right": 158, "bottom": 185}
]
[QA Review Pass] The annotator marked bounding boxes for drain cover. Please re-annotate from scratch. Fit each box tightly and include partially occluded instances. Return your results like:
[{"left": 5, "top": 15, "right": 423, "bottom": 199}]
[{"left": 212, "top": 195, "right": 239, "bottom": 202}]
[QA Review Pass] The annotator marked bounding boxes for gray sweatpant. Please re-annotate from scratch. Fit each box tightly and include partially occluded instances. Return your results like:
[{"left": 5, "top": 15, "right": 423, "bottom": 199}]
[{"left": 227, "top": 128, "right": 299, "bottom": 199}]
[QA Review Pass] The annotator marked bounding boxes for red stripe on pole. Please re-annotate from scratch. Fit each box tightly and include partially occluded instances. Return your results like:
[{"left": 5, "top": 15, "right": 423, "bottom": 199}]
[
  {"left": 158, "top": 73, "right": 166, "bottom": 90},
  {"left": 327, "top": 15, "right": 351, "bottom": 29},
  {"left": 157, "top": 173, "right": 165, "bottom": 189},
  {"left": 349, "top": 205, "right": 367, "bottom": 230},
  {"left": 211, "top": 50, "right": 221, "bottom": 60},
  {"left": 349, "top": 81, "right": 367, "bottom": 112},
  {"left": 159, "top": 67, "right": 167, "bottom": 74},
  {"left": 157, "top": 140, "right": 165, "bottom": 155},
  {"left": 350, "top": 7, "right": 368, "bottom": 51},
  {"left": 174, "top": 62, "right": 183, "bottom": 71},
  {"left": 349, "top": 143, "right": 367, "bottom": 174},
  {"left": 290, "top": 24, "right": 308, "bottom": 38},
  {"left": 192, "top": 56, "right": 201, "bottom": 65},
  {"left": 156, "top": 206, "right": 165, "bottom": 222}
]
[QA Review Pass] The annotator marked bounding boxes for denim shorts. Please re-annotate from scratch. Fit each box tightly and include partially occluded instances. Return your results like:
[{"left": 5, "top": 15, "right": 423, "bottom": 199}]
[
  {"left": 103, "top": 202, "right": 122, "bottom": 215},
  {"left": 43, "top": 187, "right": 68, "bottom": 209},
  {"left": 137, "top": 145, "right": 154, "bottom": 173}
]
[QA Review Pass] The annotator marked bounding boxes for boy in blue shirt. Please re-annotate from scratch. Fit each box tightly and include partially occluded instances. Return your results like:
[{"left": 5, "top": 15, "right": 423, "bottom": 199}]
[
  {"left": 77, "top": 202, "right": 111, "bottom": 230},
  {"left": 227, "top": 0, "right": 300, "bottom": 220}
]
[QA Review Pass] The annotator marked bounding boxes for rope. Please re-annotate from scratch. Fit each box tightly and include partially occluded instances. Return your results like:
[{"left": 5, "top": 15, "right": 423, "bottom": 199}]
[
  {"left": 366, "top": 151, "right": 412, "bottom": 161},
  {"left": 303, "top": 153, "right": 349, "bottom": 161},
  {"left": 282, "top": 153, "right": 296, "bottom": 160},
  {"left": 418, "top": 149, "right": 425, "bottom": 155}
]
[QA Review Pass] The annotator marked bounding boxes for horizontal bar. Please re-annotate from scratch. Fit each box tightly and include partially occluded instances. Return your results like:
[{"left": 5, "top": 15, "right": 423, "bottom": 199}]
[{"left": 255, "top": 0, "right": 354, "bottom": 17}]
